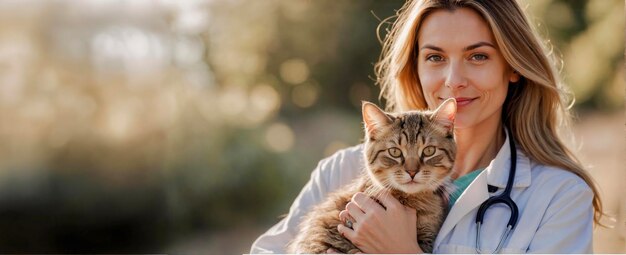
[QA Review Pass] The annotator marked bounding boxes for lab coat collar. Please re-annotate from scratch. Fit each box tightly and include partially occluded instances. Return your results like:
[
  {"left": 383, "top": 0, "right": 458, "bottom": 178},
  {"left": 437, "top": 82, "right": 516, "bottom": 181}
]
[
  {"left": 434, "top": 128, "right": 532, "bottom": 248},
  {"left": 485, "top": 128, "right": 532, "bottom": 189}
]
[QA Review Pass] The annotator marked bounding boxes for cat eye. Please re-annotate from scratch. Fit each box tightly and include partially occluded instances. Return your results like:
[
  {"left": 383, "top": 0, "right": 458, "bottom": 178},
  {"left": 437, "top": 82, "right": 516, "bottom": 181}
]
[
  {"left": 388, "top": 147, "right": 402, "bottom": 158},
  {"left": 423, "top": 146, "right": 436, "bottom": 157}
]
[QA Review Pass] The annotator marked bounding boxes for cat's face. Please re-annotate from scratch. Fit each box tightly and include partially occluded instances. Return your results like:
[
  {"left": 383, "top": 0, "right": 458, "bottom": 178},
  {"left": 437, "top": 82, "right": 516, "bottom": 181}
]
[{"left": 362, "top": 99, "right": 456, "bottom": 194}]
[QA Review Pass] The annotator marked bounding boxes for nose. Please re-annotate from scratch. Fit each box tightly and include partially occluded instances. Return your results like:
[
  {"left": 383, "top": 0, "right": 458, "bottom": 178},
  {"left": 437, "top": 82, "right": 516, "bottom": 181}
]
[
  {"left": 406, "top": 170, "right": 418, "bottom": 178},
  {"left": 444, "top": 61, "right": 467, "bottom": 89},
  {"left": 405, "top": 157, "right": 420, "bottom": 178}
]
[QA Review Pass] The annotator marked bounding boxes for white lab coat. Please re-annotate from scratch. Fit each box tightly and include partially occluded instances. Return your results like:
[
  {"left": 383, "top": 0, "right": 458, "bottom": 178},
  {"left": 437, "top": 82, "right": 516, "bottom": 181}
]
[{"left": 250, "top": 134, "right": 594, "bottom": 253}]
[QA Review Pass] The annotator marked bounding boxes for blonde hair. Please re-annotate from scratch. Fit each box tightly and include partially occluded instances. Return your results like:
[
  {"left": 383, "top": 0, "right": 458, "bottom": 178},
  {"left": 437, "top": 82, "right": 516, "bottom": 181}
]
[{"left": 374, "top": 0, "right": 604, "bottom": 224}]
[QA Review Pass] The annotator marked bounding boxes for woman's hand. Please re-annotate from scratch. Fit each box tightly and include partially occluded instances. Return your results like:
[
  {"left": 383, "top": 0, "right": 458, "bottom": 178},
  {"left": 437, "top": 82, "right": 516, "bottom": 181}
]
[
  {"left": 337, "top": 192, "right": 424, "bottom": 254},
  {"left": 326, "top": 247, "right": 361, "bottom": 254}
]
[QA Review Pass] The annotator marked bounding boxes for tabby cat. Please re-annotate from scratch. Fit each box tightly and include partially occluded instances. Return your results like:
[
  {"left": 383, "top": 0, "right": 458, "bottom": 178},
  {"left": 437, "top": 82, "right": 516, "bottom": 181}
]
[{"left": 287, "top": 98, "right": 457, "bottom": 254}]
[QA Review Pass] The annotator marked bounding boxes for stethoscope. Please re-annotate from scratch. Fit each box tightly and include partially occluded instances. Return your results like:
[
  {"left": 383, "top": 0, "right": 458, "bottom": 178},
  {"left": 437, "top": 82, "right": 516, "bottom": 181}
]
[{"left": 474, "top": 126, "right": 519, "bottom": 254}]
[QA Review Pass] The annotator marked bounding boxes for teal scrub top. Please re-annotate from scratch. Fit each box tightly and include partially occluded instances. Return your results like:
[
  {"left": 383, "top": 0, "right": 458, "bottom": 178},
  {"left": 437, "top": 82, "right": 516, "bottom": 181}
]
[{"left": 448, "top": 168, "right": 484, "bottom": 208}]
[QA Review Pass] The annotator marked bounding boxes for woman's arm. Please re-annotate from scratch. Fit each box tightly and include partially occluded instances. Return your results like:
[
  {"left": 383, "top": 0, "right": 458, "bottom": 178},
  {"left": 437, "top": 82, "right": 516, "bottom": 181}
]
[
  {"left": 526, "top": 182, "right": 594, "bottom": 253},
  {"left": 250, "top": 145, "right": 363, "bottom": 254}
]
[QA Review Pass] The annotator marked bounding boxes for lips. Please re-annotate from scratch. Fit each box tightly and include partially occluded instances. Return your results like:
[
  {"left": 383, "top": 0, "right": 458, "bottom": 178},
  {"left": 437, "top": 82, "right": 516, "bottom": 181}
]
[{"left": 440, "top": 97, "right": 478, "bottom": 107}]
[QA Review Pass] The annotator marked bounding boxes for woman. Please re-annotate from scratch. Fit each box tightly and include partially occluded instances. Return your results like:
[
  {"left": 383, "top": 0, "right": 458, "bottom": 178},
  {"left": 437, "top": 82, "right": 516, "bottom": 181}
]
[{"left": 251, "top": 0, "right": 603, "bottom": 253}]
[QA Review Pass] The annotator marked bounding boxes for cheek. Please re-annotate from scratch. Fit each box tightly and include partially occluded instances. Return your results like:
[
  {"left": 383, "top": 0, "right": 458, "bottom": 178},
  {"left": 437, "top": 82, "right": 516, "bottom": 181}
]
[
  {"left": 473, "top": 71, "right": 507, "bottom": 92},
  {"left": 369, "top": 161, "right": 402, "bottom": 179},
  {"left": 418, "top": 70, "right": 444, "bottom": 108},
  {"left": 477, "top": 80, "right": 508, "bottom": 105},
  {"left": 421, "top": 166, "right": 451, "bottom": 181},
  {"left": 435, "top": 166, "right": 453, "bottom": 176},
  {"left": 470, "top": 62, "right": 511, "bottom": 92},
  {"left": 418, "top": 67, "right": 442, "bottom": 89}
]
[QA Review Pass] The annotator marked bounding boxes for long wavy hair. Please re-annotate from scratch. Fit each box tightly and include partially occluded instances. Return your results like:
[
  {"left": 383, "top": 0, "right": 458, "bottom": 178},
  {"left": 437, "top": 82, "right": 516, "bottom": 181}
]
[{"left": 374, "top": 0, "right": 603, "bottom": 224}]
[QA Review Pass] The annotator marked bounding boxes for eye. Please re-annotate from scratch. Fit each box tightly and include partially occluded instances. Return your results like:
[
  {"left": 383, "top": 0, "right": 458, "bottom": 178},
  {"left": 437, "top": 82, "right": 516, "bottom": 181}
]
[
  {"left": 388, "top": 147, "right": 402, "bottom": 158},
  {"left": 470, "top": 53, "right": 488, "bottom": 61},
  {"left": 423, "top": 146, "right": 436, "bottom": 157},
  {"left": 426, "top": 54, "right": 444, "bottom": 62}
]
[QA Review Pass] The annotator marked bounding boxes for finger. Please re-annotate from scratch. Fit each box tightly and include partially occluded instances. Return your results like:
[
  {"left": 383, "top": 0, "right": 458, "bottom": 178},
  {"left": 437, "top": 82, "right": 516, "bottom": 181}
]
[
  {"left": 345, "top": 202, "right": 366, "bottom": 221},
  {"left": 337, "top": 223, "right": 357, "bottom": 242},
  {"left": 327, "top": 248, "right": 342, "bottom": 254},
  {"left": 339, "top": 210, "right": 353, "bottom": 226},
  {"left": 352, "top": 192, "right": 384, "bottom": 213},
  {"left": 376, "top": 191, "right": 403, "bottom": 210}
]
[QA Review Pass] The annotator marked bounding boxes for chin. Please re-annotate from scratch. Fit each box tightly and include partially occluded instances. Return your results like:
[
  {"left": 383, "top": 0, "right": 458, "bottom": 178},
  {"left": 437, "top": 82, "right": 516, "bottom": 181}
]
[{"left": 396, "top": 182, "right": 429, "bottom": 194}]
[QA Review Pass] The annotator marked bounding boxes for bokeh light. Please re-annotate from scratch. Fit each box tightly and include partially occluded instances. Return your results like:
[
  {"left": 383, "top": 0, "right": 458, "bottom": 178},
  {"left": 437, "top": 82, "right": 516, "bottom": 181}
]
[
  {"left": 291, "top": 81, "right": 319, "bottom": 108},
  {"left": 280, "top": 58, "right": 310, "bottom": 85},
  {"left": 264, "top": 122, "right": 295, "bottom": 153}
]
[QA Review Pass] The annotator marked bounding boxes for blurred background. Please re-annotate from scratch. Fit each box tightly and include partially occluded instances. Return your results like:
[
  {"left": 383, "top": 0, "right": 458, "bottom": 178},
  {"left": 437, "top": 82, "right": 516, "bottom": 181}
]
[{"left": 0, "top": 0, "right": 623, "bottom": 253}]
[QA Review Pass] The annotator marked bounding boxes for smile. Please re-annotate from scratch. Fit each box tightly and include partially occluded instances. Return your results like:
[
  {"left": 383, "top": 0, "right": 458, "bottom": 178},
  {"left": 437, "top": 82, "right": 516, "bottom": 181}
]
[{"left": 441, "top": 97, "right": 478, "bottom": 107}]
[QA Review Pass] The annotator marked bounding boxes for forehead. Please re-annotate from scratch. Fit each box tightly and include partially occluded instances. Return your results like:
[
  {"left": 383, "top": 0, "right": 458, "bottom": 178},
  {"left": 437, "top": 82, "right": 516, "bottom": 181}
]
[{"left": 417, "top": 8, "right": 495, "bottom": 47}]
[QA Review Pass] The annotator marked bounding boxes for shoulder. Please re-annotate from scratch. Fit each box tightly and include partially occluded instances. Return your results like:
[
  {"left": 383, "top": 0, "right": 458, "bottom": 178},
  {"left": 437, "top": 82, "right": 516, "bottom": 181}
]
[
  {"left": 529, "top": 162, "right": 592, "bottom": 194},
  {"left": 525, "top": 162, "right": 594, "bottom": 216},
  {"left": 314, "top": 143, "right": 365, "bottom": 191},
  {"left": 524, "top": 162, "right": 594, "bottom": 242},
  {"left": 318, "top": 143, "right": 364, "bottom": 169}
]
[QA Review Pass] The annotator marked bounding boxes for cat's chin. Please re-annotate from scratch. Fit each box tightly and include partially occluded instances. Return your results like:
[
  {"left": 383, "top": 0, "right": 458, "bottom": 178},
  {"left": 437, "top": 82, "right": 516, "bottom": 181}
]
[{"left": 395, "top": 181, "right": 430, "bottom": 194}]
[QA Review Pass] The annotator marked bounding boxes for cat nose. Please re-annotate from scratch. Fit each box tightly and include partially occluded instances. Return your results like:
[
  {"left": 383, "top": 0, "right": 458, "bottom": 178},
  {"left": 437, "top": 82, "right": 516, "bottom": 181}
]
[{"left": 406, "top": 170, "right": 418, "bottom": 178}]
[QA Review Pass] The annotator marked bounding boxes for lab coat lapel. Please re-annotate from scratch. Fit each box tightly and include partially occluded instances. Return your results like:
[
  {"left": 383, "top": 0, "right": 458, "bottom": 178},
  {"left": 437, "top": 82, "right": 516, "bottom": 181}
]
[
  {"left": 486, "top": 129, "right": 531, "bottom": 189},
  {"left": 434, "top": 130, "right": 532, "bottom": 249},
  {"left": 434, "top": 170, "right": 489, "bottom": 248}
]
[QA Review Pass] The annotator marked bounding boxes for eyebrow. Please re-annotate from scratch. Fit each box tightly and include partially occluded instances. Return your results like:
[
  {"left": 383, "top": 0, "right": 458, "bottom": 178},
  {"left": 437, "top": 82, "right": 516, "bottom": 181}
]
[{"left": 419, "top": 41, "right": 496, "bottom": 52}]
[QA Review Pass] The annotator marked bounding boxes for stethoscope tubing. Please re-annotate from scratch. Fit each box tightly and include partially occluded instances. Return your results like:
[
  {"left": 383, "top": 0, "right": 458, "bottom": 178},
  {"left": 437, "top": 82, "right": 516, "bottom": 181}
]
[{"left": 474, "top": 126, "right": 520, "bottom": 253}]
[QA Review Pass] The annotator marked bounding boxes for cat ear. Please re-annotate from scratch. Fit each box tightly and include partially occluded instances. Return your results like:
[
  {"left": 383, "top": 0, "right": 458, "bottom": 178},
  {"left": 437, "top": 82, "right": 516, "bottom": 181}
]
[
  {"left": 362, "top": 101, "right": 392, "bottom": 137},
  {"left": 432, "top": 98, "right": 456, "bottom": 132}
]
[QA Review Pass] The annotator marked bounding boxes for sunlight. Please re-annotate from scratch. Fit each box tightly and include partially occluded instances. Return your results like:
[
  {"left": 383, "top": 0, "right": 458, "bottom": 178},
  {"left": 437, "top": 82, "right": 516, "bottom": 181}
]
[
  {"left": 264, "top": 122, "right": 295, "bottom": 153},
  {"left": 280, "top": 58, "right": 309, "bottom": 85}
]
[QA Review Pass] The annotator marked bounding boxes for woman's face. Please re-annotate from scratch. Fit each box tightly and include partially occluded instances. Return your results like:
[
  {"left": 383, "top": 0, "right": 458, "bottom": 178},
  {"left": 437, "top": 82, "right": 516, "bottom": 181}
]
[{"left": 417, "top": 8, "right": 519, "bottom": 130}]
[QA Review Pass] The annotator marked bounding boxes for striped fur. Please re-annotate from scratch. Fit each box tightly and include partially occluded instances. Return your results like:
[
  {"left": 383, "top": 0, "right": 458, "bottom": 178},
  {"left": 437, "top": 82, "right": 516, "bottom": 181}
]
[{"left": 288, "top": 100, "right": 456, "bottom": 253}]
